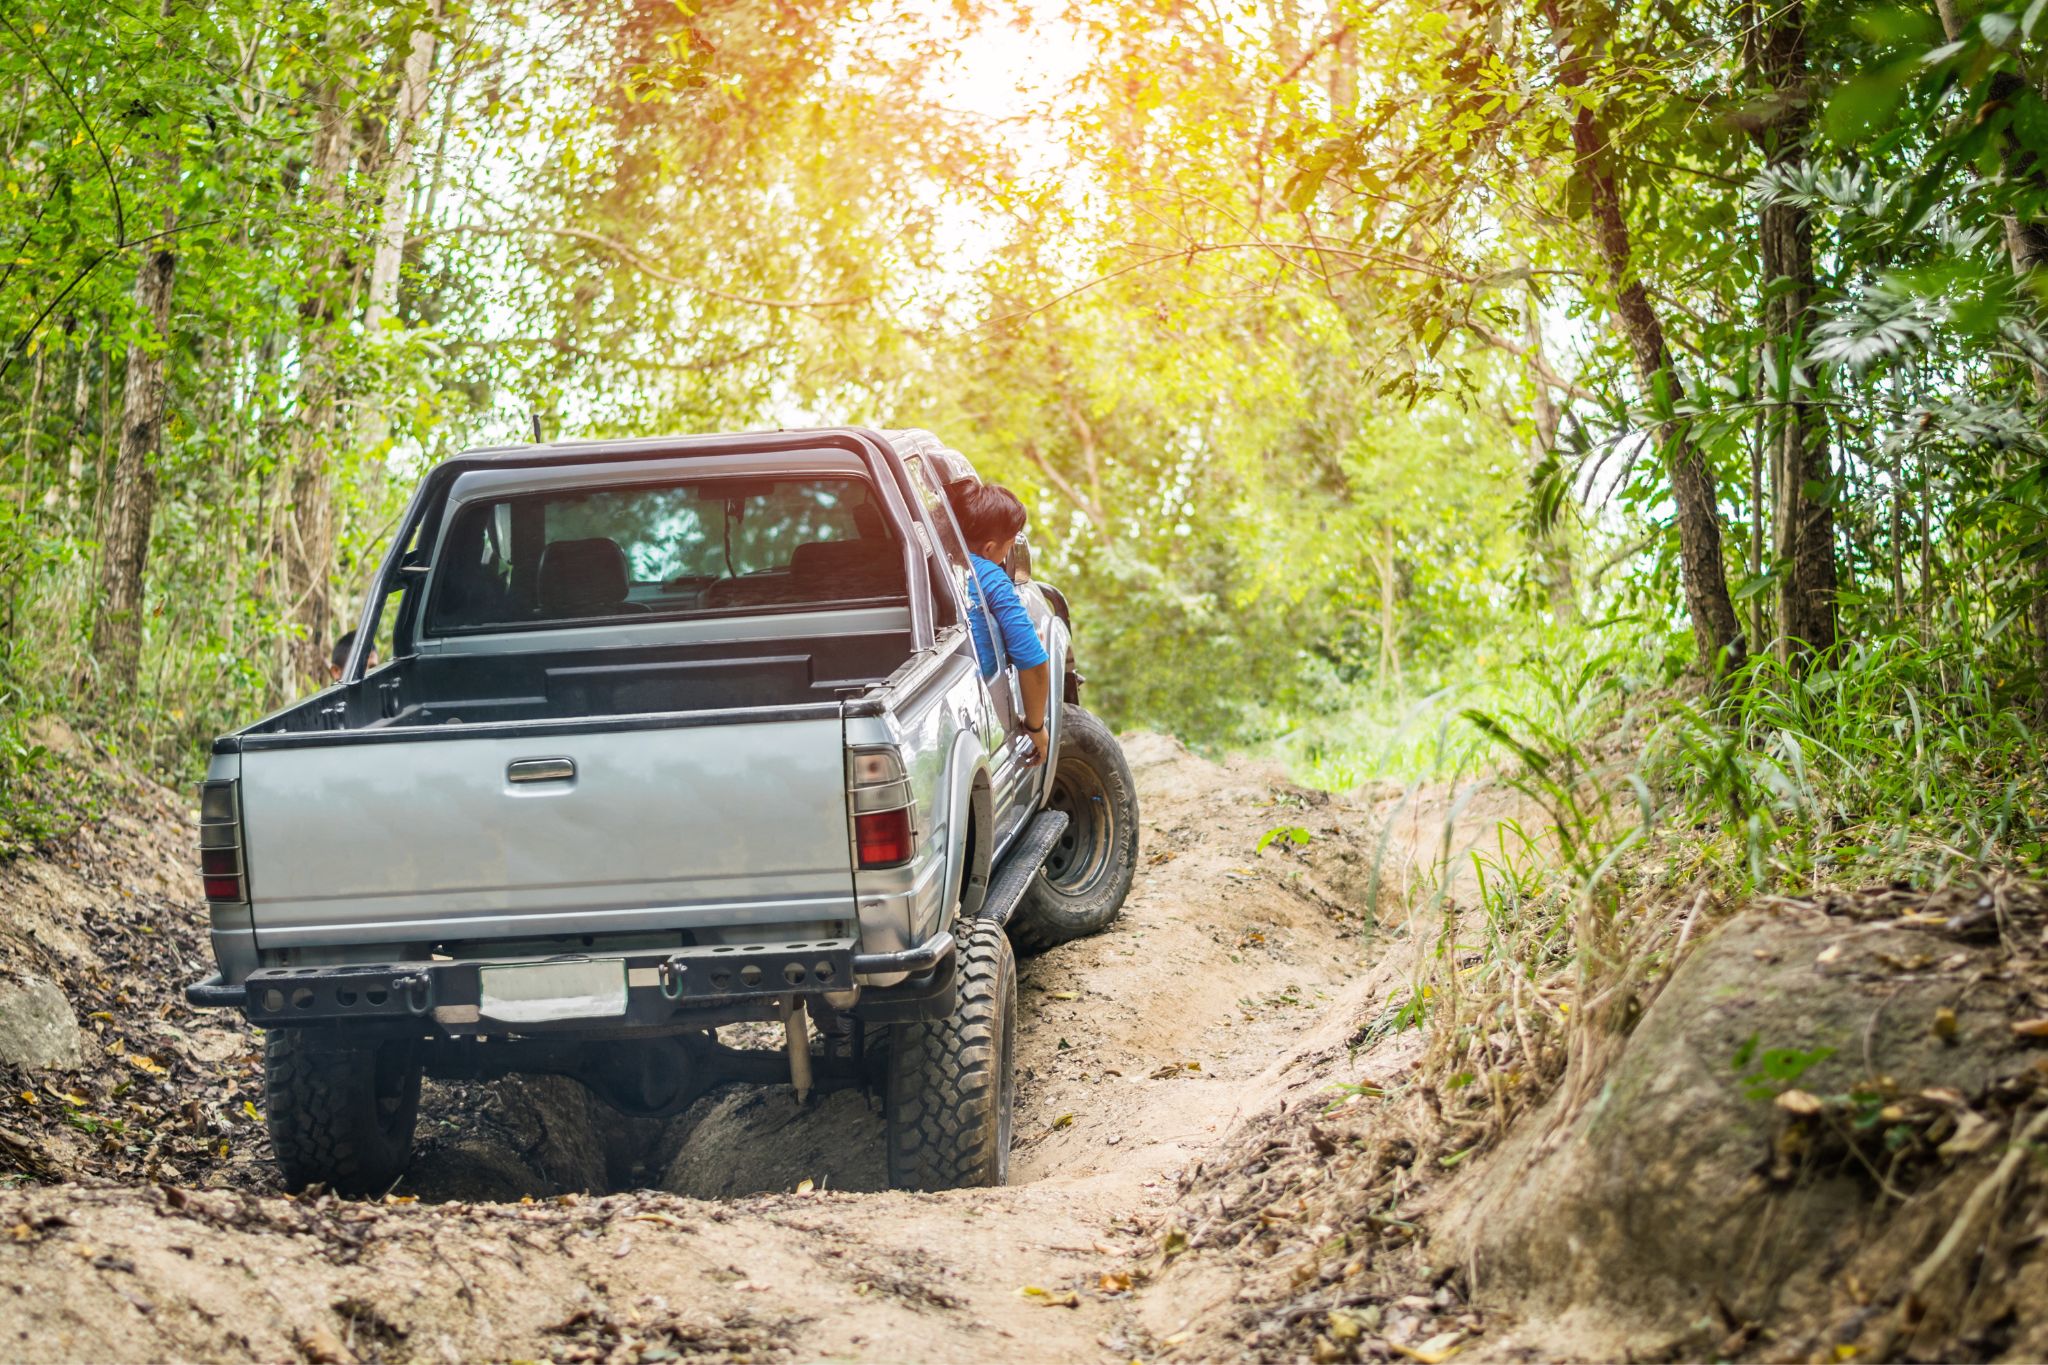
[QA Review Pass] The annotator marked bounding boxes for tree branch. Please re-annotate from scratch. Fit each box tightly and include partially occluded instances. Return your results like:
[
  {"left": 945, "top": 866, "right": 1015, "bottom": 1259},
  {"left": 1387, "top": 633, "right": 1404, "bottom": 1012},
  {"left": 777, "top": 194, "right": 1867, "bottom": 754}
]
[
  {"left": 0, "top": 218, "right": 221, "bottom": 384},
  {"left": 1020, "top": 440, "right": 1118, "bottom": 545},
  {"left": 0, "top": 11, "right": 125, "bottom": 250},
  {"left": 429, "top": 223, "right": 872, "bottom": 311},
  {"left": 1463, "top": 319, "right": 1600, "bottom": 402}
]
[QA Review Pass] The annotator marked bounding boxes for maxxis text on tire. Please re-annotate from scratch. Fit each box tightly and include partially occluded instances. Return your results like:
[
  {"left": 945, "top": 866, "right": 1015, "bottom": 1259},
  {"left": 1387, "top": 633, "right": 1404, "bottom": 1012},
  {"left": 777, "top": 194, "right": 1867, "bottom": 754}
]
[
  {"left": 1008, "top": 705, "right": 1139, "bottom": 955},
  {"left": 264, "top": 1029, "right": 423, "bottom": 1196},
  {"left": 883, "top": 919, "right": 1017, "bottom": 1190}
]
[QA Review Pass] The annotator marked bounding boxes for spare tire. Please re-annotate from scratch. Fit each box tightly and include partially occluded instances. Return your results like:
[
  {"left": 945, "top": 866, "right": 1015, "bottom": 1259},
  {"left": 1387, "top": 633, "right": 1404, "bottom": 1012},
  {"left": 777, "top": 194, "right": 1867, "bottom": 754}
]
[{"left": 1008, "top": 706, "right": 1138, "bottom": 955}]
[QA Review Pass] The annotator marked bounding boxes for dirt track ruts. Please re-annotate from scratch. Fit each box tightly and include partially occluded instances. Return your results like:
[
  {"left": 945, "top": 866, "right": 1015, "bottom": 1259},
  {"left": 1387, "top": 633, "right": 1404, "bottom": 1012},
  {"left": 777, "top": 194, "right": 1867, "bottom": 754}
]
[{"left": 0, "top": 733, "right": 1429, "bottom": 1364}]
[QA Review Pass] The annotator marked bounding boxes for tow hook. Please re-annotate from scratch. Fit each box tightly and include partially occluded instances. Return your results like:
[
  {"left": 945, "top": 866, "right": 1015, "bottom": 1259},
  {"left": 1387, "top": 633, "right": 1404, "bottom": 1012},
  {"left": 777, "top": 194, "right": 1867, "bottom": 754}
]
[
  {"left": 783, "top": 998, "right": 814, "bottom": 1104},
  {"left": 393, "top": 971, "right": 435, "bottom": 1015},
  {"left": 658, "top": 956, "right": 688, "bottom": 1001}
]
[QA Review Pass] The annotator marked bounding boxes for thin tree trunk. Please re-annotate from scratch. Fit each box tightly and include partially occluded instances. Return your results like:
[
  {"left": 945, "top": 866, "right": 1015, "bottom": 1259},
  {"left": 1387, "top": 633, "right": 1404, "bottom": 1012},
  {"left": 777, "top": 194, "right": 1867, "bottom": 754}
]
[
  {"left": 363, "top": 0, "right": 443, "bottom": 336},
  {"left": 18, "top": 344, "right": 46, "bottom": 516},
  {"left": 89, "top": 239, "right": 177, "bottom": 695},
  {"left": 1376, "top": 521, "right": 1402, "bottom": 687},
  {"left": 62, "top": 328, "right": 90, "bottom": 518},
  {"left": 1748, "top": 399, "right": 1766, "bottom": 651},
  {"left": 1746, "top": 0, "right": 1838, "bottom": 664},
  {"left": 1547, "top": 1, "right": 1744, "bottom": 674},
  {"left": 284, "top": 77, "right": 354, "bottom": 685},
  {"left": 1523, "top": 282, "right": 1579, "bottom": 621}
]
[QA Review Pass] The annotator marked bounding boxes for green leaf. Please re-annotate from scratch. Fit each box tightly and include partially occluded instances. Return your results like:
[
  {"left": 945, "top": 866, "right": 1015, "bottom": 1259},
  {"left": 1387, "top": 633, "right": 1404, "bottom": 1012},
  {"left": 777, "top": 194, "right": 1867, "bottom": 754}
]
[
  {"left": 1825, "top": 71, "right": 1913, "bottom": 144},
  {"left": 1256, "top": 825, "right": 1313, "bottom": 852}
]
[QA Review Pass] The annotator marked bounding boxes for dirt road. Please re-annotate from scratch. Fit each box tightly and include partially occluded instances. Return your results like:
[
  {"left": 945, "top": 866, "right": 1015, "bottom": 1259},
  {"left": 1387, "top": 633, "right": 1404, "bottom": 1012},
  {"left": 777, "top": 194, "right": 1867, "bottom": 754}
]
[{"left": 0, "top": 734, "right": 1433, "bottom": 1363}]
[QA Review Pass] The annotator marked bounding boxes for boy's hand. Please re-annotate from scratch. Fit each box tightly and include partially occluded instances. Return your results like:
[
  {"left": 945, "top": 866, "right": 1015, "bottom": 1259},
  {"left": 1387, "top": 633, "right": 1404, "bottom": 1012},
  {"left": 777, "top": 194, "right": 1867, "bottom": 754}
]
[{"left": 1025, "top": 725, "right": 1050, "bottom": 767}]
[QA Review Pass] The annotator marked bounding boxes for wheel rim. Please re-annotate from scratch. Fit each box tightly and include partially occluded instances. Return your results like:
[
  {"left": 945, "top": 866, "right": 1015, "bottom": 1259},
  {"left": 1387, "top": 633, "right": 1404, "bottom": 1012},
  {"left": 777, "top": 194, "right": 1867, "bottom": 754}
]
[{"left": 1040, "top": 751, "right": 1113, "bottom": 897}]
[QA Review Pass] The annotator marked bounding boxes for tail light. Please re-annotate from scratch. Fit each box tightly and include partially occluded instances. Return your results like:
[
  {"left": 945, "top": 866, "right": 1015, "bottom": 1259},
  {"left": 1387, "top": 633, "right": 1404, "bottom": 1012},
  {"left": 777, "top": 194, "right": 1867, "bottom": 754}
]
[
  {"left": 198, "top": 780, "right": 248, "bottom": 903},
  {"left": 848, "top": 747, "right": 915, "bottom": 870},
  {"left": 854, "top": 808, "right": 913, "bottom": 868}
]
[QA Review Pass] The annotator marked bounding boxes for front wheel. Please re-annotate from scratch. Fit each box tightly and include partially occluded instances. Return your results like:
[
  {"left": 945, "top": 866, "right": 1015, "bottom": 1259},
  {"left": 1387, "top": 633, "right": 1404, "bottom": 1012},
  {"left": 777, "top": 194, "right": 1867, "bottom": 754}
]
[
  {"left": 884, "top": 920, "right": 1017, "bottom": 1190},
  {"left": 1009, "top": 706, "right": 1139, "bottom": 955},
  {"left": 264, "top": 1030, "right": 422, "bottom": 1196}
]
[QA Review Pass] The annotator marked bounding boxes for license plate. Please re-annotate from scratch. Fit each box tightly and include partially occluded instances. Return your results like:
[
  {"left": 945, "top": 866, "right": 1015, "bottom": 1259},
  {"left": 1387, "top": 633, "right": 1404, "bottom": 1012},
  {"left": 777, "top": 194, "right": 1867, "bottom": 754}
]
[{"left": 478, "top": 959, "right": 628, "bottom": 1024}]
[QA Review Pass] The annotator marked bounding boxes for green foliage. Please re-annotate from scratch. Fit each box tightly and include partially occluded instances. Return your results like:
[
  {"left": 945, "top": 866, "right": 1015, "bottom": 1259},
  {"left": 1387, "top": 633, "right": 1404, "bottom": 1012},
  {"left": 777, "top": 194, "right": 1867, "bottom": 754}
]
[
  {"left": 0, "top": 0, "right": 2042, "bottom": 904},
  {"left": 1391, "top": 613, "right": 2044, "bottom": 1115},
  {"left": 1256, "top": 825, "right": 1314, "bottom": 853},
  {"left": 1731, "top": 1034, "right": 1838, "bottom": 1103}
]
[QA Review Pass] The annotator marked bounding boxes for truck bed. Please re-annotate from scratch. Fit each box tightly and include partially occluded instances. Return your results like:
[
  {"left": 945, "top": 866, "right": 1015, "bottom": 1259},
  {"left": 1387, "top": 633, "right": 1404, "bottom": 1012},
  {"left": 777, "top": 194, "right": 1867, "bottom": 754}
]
[{"left": 244, "top": 622, "right": 914, "bottom": 737}]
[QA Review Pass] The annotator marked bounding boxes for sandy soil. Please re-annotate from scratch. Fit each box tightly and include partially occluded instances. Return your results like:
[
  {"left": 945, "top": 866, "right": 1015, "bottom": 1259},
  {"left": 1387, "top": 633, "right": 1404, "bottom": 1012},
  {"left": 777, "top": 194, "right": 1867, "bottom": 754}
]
[{"left": 0, "top": 733, "right": 1456, "bottom": 1364}]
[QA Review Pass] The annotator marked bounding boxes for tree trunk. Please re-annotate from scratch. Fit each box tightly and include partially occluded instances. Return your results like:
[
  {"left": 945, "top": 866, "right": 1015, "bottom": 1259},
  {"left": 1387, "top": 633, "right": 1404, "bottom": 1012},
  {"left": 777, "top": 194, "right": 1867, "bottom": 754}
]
[
  {"left": 1376, "top": 521, "right": 1402, "bottom": 688},
  {"left": 1748, "top": 0, "right": 1837, "bottom": 663},
  {"left": 1523, "top": 282, "right": 1580, "bottom": 621},
  {"left": 363, "top": 1, "right": 443, "bottom": 335},
  {"left": 62, "top": 328, "right": 91, "bottom": 519},
  {"left": 89, "top": 242, "right": 177, "bottom": 695},
  {"left": 1548, "top": 5, "right": 1744, "bottom": 672},
  {"left": 284, "top": 77, "right": 355, "bottom": 685},
  {"left": 18, "top": 344, "right": 46, "bottom": 516}
]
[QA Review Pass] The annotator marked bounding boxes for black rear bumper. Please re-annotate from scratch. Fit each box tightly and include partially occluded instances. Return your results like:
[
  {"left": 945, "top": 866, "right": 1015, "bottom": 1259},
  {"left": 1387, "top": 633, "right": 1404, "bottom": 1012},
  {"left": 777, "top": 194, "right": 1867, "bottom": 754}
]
[{"left": 182, "top": 929, "right": 958, "bottom": 1029}]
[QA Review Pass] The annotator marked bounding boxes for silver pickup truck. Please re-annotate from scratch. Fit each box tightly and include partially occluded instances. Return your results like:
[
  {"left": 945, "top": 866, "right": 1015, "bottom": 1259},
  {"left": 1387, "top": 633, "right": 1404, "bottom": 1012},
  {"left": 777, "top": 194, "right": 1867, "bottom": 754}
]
[{"left": 185, "top": 427, "right": 1138, "bottom": 1194}]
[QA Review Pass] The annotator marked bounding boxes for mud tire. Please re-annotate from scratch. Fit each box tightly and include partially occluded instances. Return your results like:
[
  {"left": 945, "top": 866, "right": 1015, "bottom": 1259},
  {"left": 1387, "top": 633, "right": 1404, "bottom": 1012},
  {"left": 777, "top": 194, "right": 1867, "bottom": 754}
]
[
  {"left": 884, "top": 920, "right": 1017, "bottom": 1190},
  {"left": 1008, "top": 706, "right": 1139, "bottom": 955},
  {"left": 264, "top": 1029, "right": 422, "bottom": 1196}
]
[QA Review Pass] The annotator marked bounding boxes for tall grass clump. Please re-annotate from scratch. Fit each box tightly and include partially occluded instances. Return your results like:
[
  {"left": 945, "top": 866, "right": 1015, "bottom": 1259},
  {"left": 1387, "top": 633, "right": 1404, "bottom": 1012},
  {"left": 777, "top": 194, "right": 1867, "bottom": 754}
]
[{"left": 1393, "top": 624, "right": 2047, "bottom": 1132}]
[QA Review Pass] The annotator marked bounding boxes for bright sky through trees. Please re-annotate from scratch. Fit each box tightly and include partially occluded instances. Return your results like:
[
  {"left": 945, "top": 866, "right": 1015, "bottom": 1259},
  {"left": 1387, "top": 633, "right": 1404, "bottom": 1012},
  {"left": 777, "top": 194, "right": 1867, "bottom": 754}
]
[{"left": 0, "top": 0, "right": 2043, "bottom": 827}]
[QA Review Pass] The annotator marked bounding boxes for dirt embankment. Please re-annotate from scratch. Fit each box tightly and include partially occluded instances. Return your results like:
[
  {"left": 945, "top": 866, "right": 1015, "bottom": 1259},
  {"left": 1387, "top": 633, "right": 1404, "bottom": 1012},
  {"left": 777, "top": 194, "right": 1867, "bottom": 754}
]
[
  {"left": 0, "top": 732, "right": 1446, "bottom": 1363},
  {"left": 7, "top": 727, "right": 2043, "bottom": 1365}
]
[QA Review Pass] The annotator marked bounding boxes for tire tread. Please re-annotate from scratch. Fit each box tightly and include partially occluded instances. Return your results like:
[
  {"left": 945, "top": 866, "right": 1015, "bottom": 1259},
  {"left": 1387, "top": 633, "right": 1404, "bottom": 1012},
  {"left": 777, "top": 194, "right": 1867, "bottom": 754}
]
[{"left": 884, "top": 922, "right": 1016, "bottom": 1190}]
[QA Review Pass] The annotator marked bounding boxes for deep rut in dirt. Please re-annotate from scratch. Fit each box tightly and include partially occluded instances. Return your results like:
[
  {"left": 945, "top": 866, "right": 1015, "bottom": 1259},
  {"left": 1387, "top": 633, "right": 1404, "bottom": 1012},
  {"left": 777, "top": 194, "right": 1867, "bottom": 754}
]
[{"left": 0, "top": 733, "right": 1427, "bottom": 1363}]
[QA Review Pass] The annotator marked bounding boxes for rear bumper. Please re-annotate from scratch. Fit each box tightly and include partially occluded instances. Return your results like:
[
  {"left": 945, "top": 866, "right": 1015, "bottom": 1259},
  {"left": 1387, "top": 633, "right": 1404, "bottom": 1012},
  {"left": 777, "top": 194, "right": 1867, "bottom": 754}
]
[{"left": 183, "top": 929, "right": 959, "bottom": 1030}]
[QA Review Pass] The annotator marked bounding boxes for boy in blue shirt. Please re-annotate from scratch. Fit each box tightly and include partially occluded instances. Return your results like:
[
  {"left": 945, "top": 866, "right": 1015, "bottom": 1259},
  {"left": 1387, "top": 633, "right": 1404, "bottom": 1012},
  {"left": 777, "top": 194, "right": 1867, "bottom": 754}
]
[{"left": 945, "top": 480, "right": 1051, "bottom": 768}]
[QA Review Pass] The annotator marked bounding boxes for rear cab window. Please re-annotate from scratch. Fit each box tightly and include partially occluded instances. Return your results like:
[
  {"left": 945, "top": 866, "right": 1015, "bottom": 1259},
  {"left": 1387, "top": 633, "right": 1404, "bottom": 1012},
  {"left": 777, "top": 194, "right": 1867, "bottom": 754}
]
[{"left": 424, "top": 474, "right": 906, "bottom": 635}]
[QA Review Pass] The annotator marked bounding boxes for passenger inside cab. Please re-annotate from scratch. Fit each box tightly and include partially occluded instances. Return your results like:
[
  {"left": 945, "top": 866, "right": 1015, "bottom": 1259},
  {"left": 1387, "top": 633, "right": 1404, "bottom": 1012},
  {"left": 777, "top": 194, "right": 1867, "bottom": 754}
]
[{"left": 944, "top": 479, "right": 1051, "bottom": 768}]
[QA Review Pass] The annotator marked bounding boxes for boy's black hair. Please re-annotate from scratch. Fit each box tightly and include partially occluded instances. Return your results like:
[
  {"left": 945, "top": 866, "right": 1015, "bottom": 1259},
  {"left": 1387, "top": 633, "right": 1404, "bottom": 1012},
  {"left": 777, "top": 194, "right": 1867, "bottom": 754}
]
[
  {"left": 944, "top": 479, "right": 1027, "bottom": 551},
  {"left": 330, "top": 629, "right": 358, "bottom": 672}
]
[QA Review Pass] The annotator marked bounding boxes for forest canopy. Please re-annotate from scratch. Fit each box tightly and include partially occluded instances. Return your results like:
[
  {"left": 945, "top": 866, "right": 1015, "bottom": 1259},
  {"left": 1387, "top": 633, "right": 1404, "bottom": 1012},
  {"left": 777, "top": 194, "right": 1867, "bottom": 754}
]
[{"left": 1, "top": 0, "right": 2045, "bottom": 858}]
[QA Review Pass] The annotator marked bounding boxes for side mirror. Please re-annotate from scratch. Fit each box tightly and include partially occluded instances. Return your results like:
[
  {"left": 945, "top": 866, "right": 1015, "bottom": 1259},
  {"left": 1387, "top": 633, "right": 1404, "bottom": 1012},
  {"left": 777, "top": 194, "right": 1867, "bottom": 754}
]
[{"left": 1006, "top": 534, "right": 1033, "bottom": 583}]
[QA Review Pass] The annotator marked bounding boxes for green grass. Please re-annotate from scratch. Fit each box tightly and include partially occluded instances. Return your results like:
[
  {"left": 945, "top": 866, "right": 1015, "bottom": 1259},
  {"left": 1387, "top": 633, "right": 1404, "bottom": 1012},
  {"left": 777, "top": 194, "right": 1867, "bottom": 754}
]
[{"left": 1287, "top": 616, "right": 2048, "bottom": 1122}]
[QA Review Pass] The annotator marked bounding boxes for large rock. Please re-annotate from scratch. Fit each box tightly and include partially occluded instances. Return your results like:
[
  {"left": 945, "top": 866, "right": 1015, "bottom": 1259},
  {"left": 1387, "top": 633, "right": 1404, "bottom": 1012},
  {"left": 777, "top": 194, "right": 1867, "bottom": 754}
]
[
  {"left": 0, "top": 975, "right": 85, "bottom": 1071},
  {"left": 1442, "top": 902, "right": 2042, "bottom": 1355}
]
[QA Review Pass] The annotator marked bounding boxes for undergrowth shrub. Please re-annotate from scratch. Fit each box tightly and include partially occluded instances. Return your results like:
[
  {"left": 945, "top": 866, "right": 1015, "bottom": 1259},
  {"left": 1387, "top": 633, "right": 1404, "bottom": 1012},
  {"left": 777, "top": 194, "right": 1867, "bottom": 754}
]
[{"left": 1374, "top": 624, "right": 2048, "bottom": 1133}]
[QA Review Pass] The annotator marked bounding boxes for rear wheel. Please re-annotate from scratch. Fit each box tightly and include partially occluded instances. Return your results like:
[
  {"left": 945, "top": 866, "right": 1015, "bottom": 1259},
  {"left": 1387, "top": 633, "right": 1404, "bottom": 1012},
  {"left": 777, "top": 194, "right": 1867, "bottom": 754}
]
[
  {"left": 884, "top": 920, "right": 1016, "bottom": 1190},
  {"left": 264, "top": 1030, "right": 422, "bottom": 1196},
  {"left": 1009, "top": 706, "right": 1139, "bottom": 955}
]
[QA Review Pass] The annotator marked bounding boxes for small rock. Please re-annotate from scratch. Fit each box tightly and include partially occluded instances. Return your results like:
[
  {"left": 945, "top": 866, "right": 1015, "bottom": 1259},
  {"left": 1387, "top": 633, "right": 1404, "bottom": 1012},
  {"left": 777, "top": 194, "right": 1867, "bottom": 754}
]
[{"left": 0, "top": 976, "right": 85, "bottom": 1071}]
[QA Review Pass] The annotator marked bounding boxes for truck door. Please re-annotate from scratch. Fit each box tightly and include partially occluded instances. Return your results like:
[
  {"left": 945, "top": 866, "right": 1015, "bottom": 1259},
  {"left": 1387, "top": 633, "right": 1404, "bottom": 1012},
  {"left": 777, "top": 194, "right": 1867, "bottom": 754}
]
[{"left": 898, "top": 452, "right": 1035, "bottom": 841}]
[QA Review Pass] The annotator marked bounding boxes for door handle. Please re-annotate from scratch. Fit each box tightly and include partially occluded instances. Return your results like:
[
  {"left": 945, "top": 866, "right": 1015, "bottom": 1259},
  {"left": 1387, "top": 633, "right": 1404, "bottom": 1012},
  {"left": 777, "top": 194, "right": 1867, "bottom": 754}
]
[{"left": 507, "top": 757, "right": 576, "bottom": 784}]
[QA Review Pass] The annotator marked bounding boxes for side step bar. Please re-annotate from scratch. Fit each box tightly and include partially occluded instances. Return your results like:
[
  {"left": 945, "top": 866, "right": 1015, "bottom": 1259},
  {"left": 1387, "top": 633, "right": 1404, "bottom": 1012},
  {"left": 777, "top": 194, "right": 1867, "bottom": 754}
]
[{"left": 978, "top": 810, "right": 1069, "bottom": 928}]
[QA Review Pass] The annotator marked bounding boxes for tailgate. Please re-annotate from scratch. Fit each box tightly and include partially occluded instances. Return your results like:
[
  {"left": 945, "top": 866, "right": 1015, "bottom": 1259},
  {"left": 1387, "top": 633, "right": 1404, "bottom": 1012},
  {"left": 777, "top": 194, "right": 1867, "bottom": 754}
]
[{"left": 238, "top": 717, "right": 853, "bottom": 949}]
